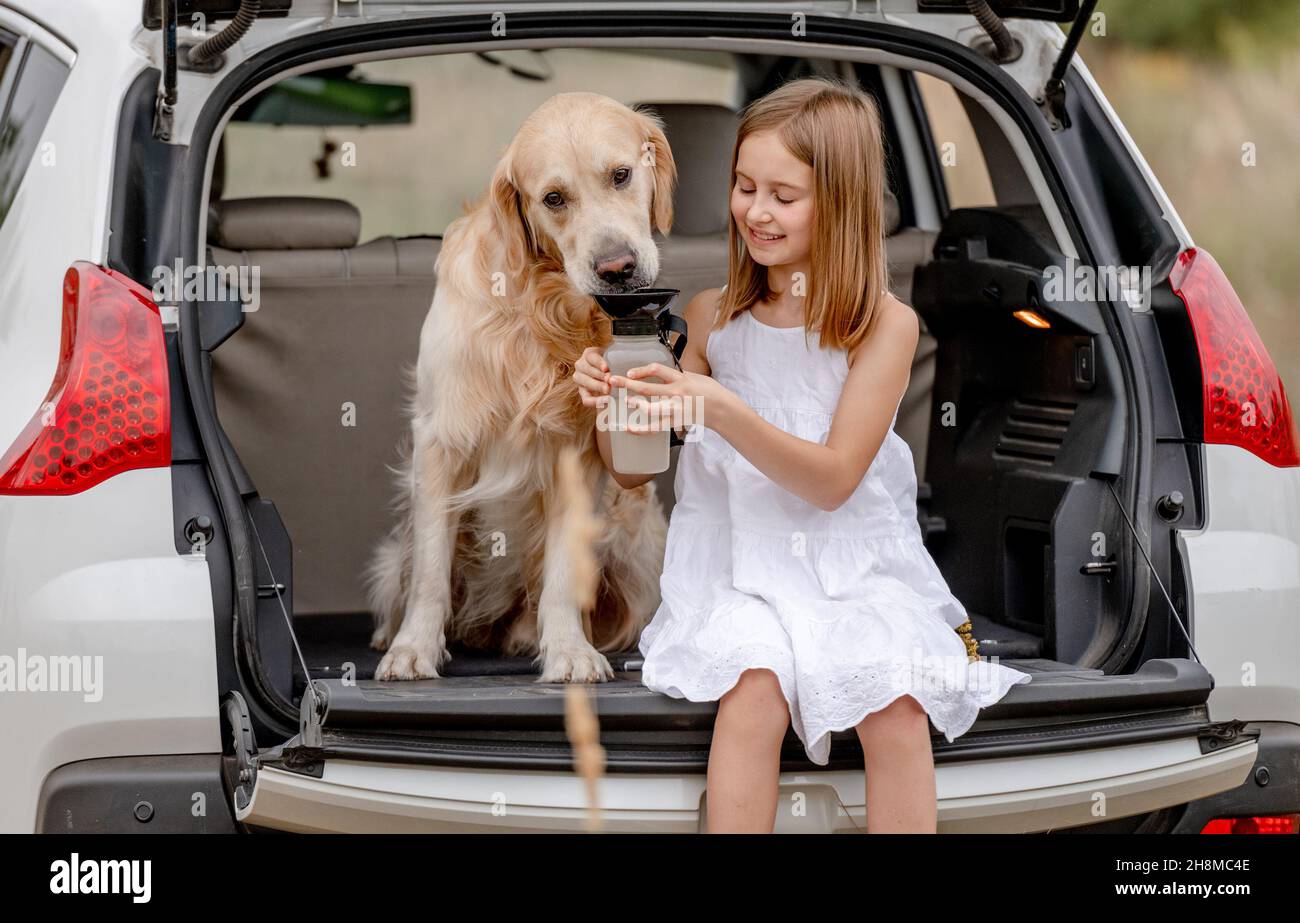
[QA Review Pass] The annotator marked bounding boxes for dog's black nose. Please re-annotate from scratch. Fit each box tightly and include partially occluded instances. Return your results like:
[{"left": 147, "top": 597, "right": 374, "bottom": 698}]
[{"left": 594, "top": 251, "right": 637, "bottom": 285}]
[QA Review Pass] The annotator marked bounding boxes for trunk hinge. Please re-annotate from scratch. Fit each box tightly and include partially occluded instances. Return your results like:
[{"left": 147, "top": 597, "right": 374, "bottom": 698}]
[
  {"left": 220, "top": 690, "right": 258, "bottom": 813},
  {"left": 153, "top": 0, "right": 267, "bottom": 139},
  {"left": 299, "top": 678, "right": 328, "bottom": 748},
  {"left": 1037, "top": 0, "right": 1100, "bottom": 131},
  {"left": 1199, "top": 719, "right": 1258, "bottom": 755}
]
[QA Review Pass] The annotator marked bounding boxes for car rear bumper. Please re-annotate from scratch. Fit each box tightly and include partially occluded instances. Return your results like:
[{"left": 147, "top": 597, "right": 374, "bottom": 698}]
[
  {"left": 240, "top": 735, "right": 1259, "bottom": 833},
  {"left": 1169, "top": 722, "right": 1300, "bottom": 833}
]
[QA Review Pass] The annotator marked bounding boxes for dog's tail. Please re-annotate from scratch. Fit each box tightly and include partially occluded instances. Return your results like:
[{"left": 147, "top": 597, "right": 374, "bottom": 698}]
[{"left": 363, "top": 430, "right": 416, "bottom": 642}]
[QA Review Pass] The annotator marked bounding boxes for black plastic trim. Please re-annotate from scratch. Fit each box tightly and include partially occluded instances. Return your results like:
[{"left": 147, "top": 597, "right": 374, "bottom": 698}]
[
  {"left": 35, "top": 754, "right": 238, "bottom": 833},
  {"left": 267, "top": 707, "right": 1238, "bottom": 775},
  {"left": 315, "top": 657, "right": 1213, "bottom": 735}
]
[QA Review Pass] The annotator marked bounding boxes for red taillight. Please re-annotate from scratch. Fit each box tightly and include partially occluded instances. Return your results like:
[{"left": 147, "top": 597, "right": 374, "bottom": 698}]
[
  {"left": 1169, "top": 247, "right": 1300, "bottom": 467},
  {"left": 0, "top": 262, "right": 170, "bottom": 495},
  {"left": 1201, "top": 815, "right": 1300, "bottom": 834}
]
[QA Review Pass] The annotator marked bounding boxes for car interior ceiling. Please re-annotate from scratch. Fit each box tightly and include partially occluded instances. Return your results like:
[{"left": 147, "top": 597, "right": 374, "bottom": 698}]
[{"left": 201, "top": 53, "right": 1110, "bottom": 702}]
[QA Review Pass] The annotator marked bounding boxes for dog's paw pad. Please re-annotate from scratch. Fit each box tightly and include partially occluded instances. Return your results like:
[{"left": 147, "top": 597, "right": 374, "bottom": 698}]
[
  {"left": 375, "top": 645, "right": 442, "bottom": 681},
  {"left": 538, "top": 645, "right": 615, "bottom": 683}
]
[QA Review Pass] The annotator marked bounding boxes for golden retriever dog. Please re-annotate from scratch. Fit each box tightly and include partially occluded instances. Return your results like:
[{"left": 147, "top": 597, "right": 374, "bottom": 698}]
[{"left": 364, "top": 93, "right": 676, "bottom": 682}]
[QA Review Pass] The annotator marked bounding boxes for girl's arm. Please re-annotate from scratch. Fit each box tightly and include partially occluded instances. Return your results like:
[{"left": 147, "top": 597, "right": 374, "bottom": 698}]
[{"left": 707, "top": 299, "right": 920, "bottom": 512}]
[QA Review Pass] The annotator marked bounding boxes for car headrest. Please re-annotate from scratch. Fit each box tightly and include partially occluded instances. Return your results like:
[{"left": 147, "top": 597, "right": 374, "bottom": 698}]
[
  {"left": 636, "top": 102, "right": 903, "bottom": 238},
  {"left": 208, "top": 196, "right": 362, "bottom": 250},
  {"left": 635, "top": 102, "right": 739, "bottom": 237},
  {"left": 884, "top": 189, "right": 900, "bottom": 236}
]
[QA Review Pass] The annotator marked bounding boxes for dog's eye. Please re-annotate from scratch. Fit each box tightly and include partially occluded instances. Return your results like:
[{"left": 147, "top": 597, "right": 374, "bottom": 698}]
[
  {"left": 543, "top": 191, "right": 565, "bottom": 209},
  {"left": 612, "top": 167, "right": 631, "bottom": 187}
]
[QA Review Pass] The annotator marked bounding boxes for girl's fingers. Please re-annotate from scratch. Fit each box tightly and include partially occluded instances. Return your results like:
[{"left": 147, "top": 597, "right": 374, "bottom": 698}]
[
  {"left": 575, "top": 371, "right": 609, "bottom": 394},
  {"left": 611, "top": 374, "right": 669, "bottom": 396},
  {"left": 627, "top": 362, "right": 677, "bottom": 381},
  {"left": 625, "top": 396, "right": 679, "bottom": 432},
  {"left": 582, "top": 349, "right": 609, "bottom": 374}
]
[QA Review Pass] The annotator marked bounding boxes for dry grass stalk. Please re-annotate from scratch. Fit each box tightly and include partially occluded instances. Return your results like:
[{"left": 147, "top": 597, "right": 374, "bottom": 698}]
[
  {"left": 556, "top": 444, "right": 607, "bottom": 831},
  {"left": 564, "top": 684, "right": 606, "bottom": 832}
]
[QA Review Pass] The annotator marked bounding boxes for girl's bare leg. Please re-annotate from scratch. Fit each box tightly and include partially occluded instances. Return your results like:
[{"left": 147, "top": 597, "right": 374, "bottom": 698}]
[
  {"left": 706, "top": 668, "right": 791, "bottom": 833},
  {"left": 855, "top": 694, "right": 938, "bottom": 833}
]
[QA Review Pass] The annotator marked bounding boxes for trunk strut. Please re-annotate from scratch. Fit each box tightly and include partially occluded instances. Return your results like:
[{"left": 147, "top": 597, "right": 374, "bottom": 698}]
[
  {"left": 1098, "top": 475, "right": 1202, "bottom": 664},
  {"left": 1039, "top": 0, "right": 1100, "bottom": 130},
  {"left": 247, "top": 512, "right": 328, "bottom": 746}
]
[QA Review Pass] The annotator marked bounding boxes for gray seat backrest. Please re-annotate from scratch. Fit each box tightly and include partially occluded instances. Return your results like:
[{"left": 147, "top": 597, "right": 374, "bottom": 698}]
[{"left": 209, "top": 196, "right": 440, "bottom": 615}]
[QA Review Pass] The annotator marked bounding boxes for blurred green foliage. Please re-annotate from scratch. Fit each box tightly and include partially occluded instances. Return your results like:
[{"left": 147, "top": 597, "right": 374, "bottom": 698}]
[{"left": 1094, "top": 0, "right": 1300, "bottom": 63}]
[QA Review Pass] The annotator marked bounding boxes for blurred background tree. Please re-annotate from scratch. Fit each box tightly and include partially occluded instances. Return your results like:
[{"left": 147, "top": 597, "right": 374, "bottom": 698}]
[
  {"left": 1084, "top": 0, "right": 1300, "bottom": 400},
  {"left": 1095, "top": 0, "right": 1300, "bottom": 65}
]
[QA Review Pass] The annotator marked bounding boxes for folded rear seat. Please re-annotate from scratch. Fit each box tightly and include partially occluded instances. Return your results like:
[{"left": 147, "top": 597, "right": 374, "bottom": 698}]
[{"left": 208, "top": 196, "right": 440, "bottom": 615}]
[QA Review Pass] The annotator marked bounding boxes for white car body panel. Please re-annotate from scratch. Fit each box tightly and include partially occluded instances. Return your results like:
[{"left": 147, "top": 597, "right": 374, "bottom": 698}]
[
  {"left": 241, "top": 736, "right": 1257, "bottom": 833},
  {"left": 1183, "top": 444, "right": 1300, "bottom": 726},
  {"left": 0, "top": 469, "right": 220, "bottom": 832},
  {"left": 0, "top": 3, "right": 219, "bottom": 833}
]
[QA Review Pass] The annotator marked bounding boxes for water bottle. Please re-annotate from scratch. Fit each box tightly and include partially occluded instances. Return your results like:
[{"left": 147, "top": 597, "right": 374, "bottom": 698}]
[{"left": 593, "top": 289, "right": 686, "bottom": 476}]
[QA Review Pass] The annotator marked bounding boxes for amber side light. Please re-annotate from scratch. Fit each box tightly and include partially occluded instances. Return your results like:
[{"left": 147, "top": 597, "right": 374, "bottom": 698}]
[{"left": 1012, "top": 309, "right": 1051, "bottom": 329}]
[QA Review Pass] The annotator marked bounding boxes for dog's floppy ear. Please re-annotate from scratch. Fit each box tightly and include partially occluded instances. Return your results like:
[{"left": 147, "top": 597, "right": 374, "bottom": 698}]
[
  {"left": 636, "top": 108, "right": 677, "bottom": 236},
  {"left": 488, "top": 148, "right": 537, "bottom": 284}
]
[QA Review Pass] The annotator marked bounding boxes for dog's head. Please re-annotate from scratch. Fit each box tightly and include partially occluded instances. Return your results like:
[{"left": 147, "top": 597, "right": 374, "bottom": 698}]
[{"left": 488, "top": 92, "right": 677, "bottom": 296}]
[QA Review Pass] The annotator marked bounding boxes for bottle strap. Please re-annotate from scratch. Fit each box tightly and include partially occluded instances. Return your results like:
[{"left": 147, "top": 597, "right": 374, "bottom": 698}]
[
  {"left": 657, "top": 310, "right": 688, "bottom": 367},
  {"left": 655, "top": 308, "right": 688, "bottom": 447}
]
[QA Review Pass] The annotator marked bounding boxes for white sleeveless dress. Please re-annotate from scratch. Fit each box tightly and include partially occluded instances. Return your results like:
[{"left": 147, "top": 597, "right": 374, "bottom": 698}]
[{"left": 637, "top": 295, "right": 1033, "bottom": 766}]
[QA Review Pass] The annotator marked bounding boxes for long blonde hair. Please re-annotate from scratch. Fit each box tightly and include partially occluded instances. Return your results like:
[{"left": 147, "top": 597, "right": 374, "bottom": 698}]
[{"left": 718, "top": 76, "right": 891, "bottom": 353}]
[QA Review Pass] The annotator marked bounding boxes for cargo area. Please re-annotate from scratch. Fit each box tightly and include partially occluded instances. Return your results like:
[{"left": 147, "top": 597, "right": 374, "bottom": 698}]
[{"left": 195, "top": 44, "right": 1205, "bottom": 766}]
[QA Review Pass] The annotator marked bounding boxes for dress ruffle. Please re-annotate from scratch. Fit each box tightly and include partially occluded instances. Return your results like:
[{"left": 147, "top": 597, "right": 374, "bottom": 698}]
[{"left": 642, "top": 523, "right": 1033, "bottom": 765}]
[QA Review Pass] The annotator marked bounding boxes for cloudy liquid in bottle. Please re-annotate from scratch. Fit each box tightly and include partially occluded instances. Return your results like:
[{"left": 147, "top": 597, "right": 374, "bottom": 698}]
[{"left": 604, "top": 333, "right": 673, "bottom": 475}]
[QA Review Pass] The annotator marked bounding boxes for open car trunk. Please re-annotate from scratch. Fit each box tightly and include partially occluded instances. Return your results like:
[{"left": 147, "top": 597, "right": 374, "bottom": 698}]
[
  {"left": 204, "top": 198, "right": 1229, "bottom": 776},
  {"left": 152, "top": 20, "right": 1255, "bottom": 829}
]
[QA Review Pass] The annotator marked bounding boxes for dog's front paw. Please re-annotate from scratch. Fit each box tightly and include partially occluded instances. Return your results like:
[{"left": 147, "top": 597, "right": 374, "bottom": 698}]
[
  {"left": 375, "top": 644, "right": 444, "bottom": 681},
  {"left": 537, "top": 642, "right": 615, "bottom": 683},
  {"left": 369, "top": 623, "right": 395, "bottom": 652}
]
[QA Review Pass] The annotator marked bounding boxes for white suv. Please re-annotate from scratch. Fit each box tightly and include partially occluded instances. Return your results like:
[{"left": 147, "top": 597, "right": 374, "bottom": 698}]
[{"left": 1, "top": 0, "right": 1297, "bottom": 834}]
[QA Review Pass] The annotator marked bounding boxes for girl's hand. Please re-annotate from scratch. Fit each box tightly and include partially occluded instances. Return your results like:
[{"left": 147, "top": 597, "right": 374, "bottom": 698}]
[
  {"left": 573, "top": 345, "right": 611, "bottom": 408},
  {"left": 609, "top": 363, "right": 737, "bottom": 434}
]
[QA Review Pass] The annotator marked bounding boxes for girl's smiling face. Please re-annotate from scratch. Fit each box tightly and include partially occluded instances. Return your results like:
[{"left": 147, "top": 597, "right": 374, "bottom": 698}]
[{"left": 730, "top": 130, "right": 814, "bottom": 267}]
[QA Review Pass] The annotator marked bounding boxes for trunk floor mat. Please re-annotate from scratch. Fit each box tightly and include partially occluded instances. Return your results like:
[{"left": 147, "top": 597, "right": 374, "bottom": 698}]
[{"left": 290, "top": 609, "right": 1040, "bottom": 689}]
